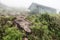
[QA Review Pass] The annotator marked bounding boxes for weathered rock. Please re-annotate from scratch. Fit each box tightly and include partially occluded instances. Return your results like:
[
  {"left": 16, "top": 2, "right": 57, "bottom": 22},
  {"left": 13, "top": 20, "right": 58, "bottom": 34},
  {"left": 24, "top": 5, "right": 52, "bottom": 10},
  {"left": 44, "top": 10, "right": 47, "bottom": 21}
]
[
  {"left": 13, "top": 16, "right": 32, "bottom": 40},
  {"left": 23, "top": 37, "right": 28, "bottom": 40},
  {"left": 14, "top": 16, "right": 31, "bottom": 33},
  {"left": 22, "top": 36, "right": 28, "bottom": 40}
]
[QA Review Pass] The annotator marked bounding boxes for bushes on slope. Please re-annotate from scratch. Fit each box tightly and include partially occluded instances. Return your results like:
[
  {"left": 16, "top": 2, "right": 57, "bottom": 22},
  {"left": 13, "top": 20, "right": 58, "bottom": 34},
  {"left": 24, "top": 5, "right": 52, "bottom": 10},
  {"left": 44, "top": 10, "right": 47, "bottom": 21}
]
[{"left": 0, "top": 13, "right": 60, "bottom": 40}]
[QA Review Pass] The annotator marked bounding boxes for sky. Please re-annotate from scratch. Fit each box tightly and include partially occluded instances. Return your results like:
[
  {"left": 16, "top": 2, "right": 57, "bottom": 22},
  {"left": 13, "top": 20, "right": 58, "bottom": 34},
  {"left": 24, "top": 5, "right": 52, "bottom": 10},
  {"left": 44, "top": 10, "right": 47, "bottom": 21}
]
[{"left": 0, "top": 0, "right": 60, "bottom": 10}]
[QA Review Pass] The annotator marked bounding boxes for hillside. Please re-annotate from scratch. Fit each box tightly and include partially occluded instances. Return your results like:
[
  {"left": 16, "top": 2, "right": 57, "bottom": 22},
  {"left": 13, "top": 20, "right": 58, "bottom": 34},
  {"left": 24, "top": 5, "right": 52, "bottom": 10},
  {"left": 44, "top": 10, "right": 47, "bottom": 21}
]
[{"left": 0, "top": 13, "right": 60, "bottom": 40}]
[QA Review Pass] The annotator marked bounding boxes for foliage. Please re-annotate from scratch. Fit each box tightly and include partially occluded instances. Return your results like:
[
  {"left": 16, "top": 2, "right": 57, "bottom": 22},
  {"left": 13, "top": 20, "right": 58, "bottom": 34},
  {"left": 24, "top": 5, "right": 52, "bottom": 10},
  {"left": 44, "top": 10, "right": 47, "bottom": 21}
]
[
  {"left": 0, "top": 16, "right": 24, "bottom": 40},
  {"left": 26, "top": 13, "right": 60, "bottom": 40},
  {"left": 3, "top": 27, "right": 23, "bottom": 40},
  {"left": 0, "top": 13, "right": 60, "bottom": 40}
]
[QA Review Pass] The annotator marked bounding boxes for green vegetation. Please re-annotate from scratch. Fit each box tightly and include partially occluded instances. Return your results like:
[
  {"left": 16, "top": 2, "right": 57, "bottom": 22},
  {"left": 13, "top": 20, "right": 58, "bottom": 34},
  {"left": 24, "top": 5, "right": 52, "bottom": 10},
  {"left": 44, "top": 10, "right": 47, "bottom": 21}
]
[{"left": 0, "top": 13, "right": 60, "bottom": 40}]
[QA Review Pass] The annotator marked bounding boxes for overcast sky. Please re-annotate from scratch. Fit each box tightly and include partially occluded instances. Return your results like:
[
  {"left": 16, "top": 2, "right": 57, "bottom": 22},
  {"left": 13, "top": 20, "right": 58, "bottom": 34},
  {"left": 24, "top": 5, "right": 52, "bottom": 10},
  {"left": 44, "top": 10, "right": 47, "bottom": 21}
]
[{"left": 0, "top": 0, "right": 60, "bottom": 10}]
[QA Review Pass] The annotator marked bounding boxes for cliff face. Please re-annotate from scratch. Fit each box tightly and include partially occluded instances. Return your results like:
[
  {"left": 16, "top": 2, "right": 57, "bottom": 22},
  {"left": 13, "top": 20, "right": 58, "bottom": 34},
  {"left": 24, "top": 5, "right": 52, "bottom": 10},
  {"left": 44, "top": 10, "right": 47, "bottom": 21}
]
[{"left": 29, "top": 3, "right": 56, "bottom": 14}]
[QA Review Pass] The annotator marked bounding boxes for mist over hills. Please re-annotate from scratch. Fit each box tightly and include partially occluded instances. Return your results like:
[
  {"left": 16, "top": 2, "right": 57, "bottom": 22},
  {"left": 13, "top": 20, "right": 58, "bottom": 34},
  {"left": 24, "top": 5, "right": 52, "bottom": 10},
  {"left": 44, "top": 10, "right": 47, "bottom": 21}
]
[{"left": 0, "top": 3, "right": 29, "bottom": 16}]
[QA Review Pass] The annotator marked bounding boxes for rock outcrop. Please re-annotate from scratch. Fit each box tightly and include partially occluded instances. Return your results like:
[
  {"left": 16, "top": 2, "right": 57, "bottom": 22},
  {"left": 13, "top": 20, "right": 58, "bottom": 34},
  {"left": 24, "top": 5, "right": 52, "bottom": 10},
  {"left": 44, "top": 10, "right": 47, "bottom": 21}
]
[{"left": 13, "top": 16, "right": 32, "bottom": 40}]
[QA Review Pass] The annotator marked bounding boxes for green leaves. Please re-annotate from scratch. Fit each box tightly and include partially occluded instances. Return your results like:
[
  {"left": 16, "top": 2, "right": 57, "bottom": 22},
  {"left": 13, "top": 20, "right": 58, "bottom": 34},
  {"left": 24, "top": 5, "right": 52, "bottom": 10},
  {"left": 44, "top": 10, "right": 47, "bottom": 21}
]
[
  {"left": 27, "top": 13, "right": 60, "bottom": 40},
  {"left": 3, "top": 27, "right": 23, "bottom": 40},
  {"left": 0, "top": 16, "right": 24, "bottom": 40},
  {"left": 0, "top": 13, "right": 60, "bottom": 40}
]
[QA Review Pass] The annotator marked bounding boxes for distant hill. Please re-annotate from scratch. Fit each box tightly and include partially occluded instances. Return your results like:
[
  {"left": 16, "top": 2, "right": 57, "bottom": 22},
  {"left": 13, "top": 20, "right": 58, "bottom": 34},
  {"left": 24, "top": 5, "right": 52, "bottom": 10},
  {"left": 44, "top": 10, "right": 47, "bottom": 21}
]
[{"left": 0, "top": 3, "right": 29, "bottom": 16}]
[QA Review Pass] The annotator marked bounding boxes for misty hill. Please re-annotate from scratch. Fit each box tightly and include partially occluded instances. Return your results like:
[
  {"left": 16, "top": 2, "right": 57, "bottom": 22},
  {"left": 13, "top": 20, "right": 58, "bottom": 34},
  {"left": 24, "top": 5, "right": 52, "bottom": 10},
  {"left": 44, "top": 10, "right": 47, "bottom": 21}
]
[{"left": 0, "top": 3, "right": 29, "bottom": 16}]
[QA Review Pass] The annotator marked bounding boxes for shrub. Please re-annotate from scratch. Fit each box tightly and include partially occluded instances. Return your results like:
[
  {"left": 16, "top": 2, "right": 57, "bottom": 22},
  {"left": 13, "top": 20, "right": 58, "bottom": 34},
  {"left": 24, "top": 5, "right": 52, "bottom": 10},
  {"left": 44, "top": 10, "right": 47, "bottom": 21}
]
[
  {"left": 0, "top": 13, "right": 60, "bottom": 40},
  {"left": 26, "top": 13, "right": 60, "bottom": 40}
]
